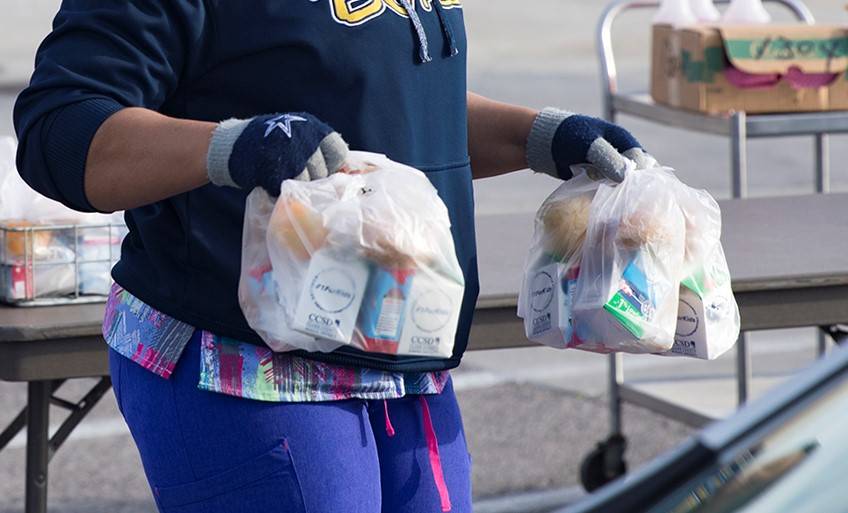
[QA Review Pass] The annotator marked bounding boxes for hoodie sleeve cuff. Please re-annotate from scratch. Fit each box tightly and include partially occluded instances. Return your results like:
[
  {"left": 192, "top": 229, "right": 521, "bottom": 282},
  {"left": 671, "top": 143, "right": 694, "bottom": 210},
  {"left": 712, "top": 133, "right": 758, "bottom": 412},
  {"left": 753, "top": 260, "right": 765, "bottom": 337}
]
[{"left": 43, "top": 97, "right": 125, "bottom": 212}]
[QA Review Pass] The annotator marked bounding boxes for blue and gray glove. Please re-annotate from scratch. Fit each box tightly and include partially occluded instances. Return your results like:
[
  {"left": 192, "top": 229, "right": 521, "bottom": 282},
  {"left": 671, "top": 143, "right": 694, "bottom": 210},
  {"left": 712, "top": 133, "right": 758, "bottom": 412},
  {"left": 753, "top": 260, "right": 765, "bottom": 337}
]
[
  {"left": 527, "top": 108, "right": 658, "bottom": 182},
  {"left": 207, "top": 112, "right": 349, "bottom": 196}
]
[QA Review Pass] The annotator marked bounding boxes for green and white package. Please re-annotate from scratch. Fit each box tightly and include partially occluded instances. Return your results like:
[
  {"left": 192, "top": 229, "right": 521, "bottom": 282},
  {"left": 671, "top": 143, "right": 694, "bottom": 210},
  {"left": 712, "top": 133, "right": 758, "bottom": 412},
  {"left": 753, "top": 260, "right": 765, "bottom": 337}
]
[{"left": 571, "top": 168, "right": 686, "bottom": 354}]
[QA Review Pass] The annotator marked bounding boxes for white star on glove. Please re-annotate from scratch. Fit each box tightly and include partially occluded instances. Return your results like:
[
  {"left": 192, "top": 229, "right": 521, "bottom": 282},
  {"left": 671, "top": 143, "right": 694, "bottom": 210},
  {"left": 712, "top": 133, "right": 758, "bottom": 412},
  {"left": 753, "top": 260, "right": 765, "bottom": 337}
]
[{"left": 264, "top": 114, "right": 307, "bottom": 138}]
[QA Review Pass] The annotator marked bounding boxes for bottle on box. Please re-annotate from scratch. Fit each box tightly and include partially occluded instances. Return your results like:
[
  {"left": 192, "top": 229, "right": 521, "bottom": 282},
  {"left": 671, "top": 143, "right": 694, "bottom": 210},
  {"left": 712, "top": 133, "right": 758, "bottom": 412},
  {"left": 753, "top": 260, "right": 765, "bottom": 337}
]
[
  {"left": 722, "top": 0, "right": 771, "bottom": 24},
  {"left": 689, "top": 0, "right": 720, "bottom": 22},
  {"left": 653, "top": 0, "right": 698, "bottom": 25}
]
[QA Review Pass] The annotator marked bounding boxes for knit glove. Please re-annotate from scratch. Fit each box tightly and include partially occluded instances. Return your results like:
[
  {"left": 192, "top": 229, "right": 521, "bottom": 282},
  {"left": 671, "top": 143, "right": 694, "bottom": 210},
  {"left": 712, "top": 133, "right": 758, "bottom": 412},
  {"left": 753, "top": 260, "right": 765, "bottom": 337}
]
[
  {"left": 526, "top": 108, "right": 658, "bottom": 182},
  {"left": 207, "top": 113, "right": 348, "bottom": 196}
]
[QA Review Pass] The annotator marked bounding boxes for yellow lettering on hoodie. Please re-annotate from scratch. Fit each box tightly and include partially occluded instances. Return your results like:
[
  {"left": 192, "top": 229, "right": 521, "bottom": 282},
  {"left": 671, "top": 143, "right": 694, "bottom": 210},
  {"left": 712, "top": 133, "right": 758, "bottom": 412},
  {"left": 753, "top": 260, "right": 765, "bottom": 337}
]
[
  {"left": 384, "top": 0, "right": 409, "bottom": 16},
  {"left": 331, "top": 0, "right": 386, "bottom": 26},
  {"left": 330, "top": 0, "right": 459, "bottom": 27}
]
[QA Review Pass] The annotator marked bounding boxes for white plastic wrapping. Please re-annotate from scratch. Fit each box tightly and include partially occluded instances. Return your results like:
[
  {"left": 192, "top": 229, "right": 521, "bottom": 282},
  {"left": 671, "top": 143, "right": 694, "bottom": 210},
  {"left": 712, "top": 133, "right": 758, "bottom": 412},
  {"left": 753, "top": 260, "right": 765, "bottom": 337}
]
[
  {"left": 519, "top": 166, "right": 740, "bottom": 357},
  {"left": 0, "top": 137, "right": 123, "bottom": 224},
  {"left": 663, "top": 181, "right": 740, "bottom": 360},
  {"left": 0, "top": 137, "right": 124, "bottom": 303},
  {"left": 517, "top": 169, "right": 600, "bottom": 348},
  {"left": 572, "top": 167, "right": 686, "bottom": 354},
  {"left": 240, "top": 152, "right": 464, "bottom": 357}
]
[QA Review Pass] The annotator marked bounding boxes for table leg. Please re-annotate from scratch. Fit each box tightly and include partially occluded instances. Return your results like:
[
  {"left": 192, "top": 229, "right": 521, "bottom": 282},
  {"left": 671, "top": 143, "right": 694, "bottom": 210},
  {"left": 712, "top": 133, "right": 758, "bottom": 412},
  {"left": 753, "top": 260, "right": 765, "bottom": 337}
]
[
  {"left": 730, "top": 112, "right": 748, "bottom": 199},
  {"left": 814, "top": 134, "right": 831, "bottom": 357},
  {"left": 817, "top": 331, "right": 829, "bottom": 357},
  {"left": 736, "top": 333, "right": 751, "bottom": 406},
  {"left": 609, "top": 353, "right": 624, "bottom": 435},
  {"left": 829, "top": 326, "right": 848, "bottom": 346},
  {"left": 26, "top": 381, "right": 52, "bottom": 513},
  {"left": 815, "top": 134, "right": 830, "bottom": 194},
  {"left": 48, "top": 378, "right": 111, "bottom": 457},
  {"left": 0, "top": 408, "right": 27, "bottom": 451}
]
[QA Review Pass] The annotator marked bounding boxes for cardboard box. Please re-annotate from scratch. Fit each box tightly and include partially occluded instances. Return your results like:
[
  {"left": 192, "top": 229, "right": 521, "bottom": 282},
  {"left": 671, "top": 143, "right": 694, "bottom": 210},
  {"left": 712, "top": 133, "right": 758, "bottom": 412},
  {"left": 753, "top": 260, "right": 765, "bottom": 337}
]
[{"left": 652, "top": 23, "right": 848, "bottom": 114}]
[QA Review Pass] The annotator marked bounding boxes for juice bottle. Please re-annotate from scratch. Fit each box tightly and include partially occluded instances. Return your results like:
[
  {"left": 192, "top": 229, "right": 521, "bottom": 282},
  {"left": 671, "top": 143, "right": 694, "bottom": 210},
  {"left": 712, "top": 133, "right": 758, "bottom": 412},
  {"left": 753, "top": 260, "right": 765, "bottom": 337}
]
[{"left": 358, "top": 266, "right": 415, "bottom": 354}]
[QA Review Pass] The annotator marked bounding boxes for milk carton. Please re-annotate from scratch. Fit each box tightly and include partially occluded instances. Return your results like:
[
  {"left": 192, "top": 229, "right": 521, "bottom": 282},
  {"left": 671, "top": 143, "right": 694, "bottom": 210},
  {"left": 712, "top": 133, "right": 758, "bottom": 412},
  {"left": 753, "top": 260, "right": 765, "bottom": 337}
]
[
  {"left": 396, "top": 271, "right": 464, "bottom": 358},
  {"left": 522, "top": 262, "right": 579, "bottom": 348},
  {"left": 668, "top": 265, "right": 740, "bottom": 360},
  {"left": 292, "top": 249, "right": 370, "bottom": 343}
]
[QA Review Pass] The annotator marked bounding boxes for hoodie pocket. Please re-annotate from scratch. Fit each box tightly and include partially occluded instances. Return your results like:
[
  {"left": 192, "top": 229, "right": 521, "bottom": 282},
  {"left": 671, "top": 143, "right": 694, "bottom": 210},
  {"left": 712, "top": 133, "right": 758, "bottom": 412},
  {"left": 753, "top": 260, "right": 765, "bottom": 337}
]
[
  {"left": 415, "top": 158, "right": 477, "bottom": 277},
  {"left": 413, "top": 159, "right": 479, "bottom": 361},
  {"left": 153, "top": 440, "right": 306, "bottom": 513}
]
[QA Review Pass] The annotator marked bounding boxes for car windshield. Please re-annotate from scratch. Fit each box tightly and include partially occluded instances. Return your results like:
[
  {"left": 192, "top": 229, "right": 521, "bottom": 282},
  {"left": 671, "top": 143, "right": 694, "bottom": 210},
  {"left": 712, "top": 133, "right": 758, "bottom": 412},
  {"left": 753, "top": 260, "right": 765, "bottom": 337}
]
[{"left": 647, "top": 375, "right": 848, "bottom": 513}]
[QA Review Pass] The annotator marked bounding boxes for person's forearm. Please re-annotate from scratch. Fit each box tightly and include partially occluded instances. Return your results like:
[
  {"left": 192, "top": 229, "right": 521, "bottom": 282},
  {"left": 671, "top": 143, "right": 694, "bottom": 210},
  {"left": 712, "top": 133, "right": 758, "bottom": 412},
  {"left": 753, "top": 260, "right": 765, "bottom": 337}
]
[
  {"left": 467, "top": 92, "right": 537, "bottom": 179},
  {"left": 85, "top": 107, "right": 215, "bottom": 212}
]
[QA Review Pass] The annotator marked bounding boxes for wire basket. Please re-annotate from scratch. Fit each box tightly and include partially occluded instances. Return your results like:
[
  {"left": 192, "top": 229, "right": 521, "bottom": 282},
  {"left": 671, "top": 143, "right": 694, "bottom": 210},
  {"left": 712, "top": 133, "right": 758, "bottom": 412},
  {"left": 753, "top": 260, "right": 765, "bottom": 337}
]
[{"left": 0, "top": 220, "right": 127, "bottom": 306}]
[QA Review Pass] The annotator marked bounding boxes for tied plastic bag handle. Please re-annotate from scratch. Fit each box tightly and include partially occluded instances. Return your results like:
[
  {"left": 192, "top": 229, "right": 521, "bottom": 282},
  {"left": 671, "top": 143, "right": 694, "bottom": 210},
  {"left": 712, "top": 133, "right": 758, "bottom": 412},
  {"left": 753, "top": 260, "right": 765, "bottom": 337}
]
[{"left": 573, "top": 158, "right": 638, "bottom": 184}]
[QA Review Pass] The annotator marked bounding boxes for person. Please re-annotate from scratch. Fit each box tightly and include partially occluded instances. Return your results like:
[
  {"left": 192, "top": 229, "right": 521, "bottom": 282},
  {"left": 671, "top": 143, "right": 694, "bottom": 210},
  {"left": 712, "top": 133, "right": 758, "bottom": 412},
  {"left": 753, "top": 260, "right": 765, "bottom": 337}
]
[{"left": 13, "top": 2, "right": 657, "bottom": 512}]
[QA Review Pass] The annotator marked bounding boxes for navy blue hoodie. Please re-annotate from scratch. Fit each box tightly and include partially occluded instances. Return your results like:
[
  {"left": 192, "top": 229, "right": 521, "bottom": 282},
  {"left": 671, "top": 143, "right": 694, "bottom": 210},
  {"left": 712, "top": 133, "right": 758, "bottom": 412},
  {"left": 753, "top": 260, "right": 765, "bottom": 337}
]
[{"left": 14, "top": 0, "right": 478, "bottom": 372}]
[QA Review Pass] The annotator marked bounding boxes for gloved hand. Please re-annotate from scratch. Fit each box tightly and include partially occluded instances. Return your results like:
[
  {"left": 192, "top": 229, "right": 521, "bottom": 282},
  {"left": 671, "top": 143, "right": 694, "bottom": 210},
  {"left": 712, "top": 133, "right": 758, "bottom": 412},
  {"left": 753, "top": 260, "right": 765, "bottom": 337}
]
[
  {"left": 527, "top": 108, "right": 658, "bottom": 182},
  {"left": 207, "top": 112, "right": 348, "bottom": 196}
]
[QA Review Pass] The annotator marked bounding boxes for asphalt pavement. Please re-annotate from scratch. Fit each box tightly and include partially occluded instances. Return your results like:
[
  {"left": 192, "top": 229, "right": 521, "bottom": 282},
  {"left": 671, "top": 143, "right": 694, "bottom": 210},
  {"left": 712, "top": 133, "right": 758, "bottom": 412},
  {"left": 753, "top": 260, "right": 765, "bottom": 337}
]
[{"left": 0, "top": 334, "right": 825, "bottom": 511}]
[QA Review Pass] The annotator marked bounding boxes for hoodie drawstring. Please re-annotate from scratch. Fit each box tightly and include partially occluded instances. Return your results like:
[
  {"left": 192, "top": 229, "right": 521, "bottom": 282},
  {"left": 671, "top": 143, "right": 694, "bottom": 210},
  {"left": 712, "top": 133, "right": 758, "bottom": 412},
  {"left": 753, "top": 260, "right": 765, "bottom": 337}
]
[
  {"left": 400, "top": 0, "right": 459, "bottom": 63},
  {"left": 383, "top": 399, "right": 397, "bottom": 437},
  {"left": 419, "top": 396, "right": 452, "bottom": 512},
  {"left": 432, "top": 0, "right": 460, "bottom": 57},
  {"left": 399, "top": 0, "right": 432, "bottom": 63}
]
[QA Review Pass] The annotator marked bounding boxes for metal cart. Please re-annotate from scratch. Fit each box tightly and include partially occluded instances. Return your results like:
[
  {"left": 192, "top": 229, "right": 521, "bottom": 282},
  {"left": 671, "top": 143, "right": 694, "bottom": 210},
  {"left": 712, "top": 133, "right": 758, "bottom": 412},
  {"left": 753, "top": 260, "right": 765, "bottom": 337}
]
[{"left": 583, "top": 0, "right": 848, "bottom": 491}]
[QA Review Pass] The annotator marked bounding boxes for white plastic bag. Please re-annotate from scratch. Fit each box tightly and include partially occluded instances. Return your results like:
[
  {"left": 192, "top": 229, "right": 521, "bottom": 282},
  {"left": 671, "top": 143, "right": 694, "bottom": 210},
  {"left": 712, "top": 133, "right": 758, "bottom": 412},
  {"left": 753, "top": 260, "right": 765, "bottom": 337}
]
[
  {"left": 240, "top": 152, "right": 465, "bottom": 357},
  {"left": 662, "top": 182, "right": 740, "bottom": 360},
  {"left": 0, "top": 137, "right": 122, "bottom": 224},
  {"left": 520, "top": 165, "right": 739, "bottom": 357},
  {"left": 571, "top": 167, "right": 686, "bottom": 354},
  {"left": 517, "top": 168, "right": 599, "bottom": 348}
]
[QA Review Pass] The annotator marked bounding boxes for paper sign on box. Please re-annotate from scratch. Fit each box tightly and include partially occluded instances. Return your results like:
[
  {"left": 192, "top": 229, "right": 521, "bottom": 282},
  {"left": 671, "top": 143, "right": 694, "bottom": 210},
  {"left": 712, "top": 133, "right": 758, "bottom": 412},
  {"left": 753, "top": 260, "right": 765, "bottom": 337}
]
[{"left": 651, "top": 23, "right": 848, "bottom": 114}]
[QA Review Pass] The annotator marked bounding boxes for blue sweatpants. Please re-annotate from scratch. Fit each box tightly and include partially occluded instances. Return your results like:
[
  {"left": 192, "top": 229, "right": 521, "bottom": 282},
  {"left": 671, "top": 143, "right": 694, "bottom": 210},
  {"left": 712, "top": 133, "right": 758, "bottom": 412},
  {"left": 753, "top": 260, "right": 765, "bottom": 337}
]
[{"left": 109, "top": 336, "right": 472, "bottom": 513}]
